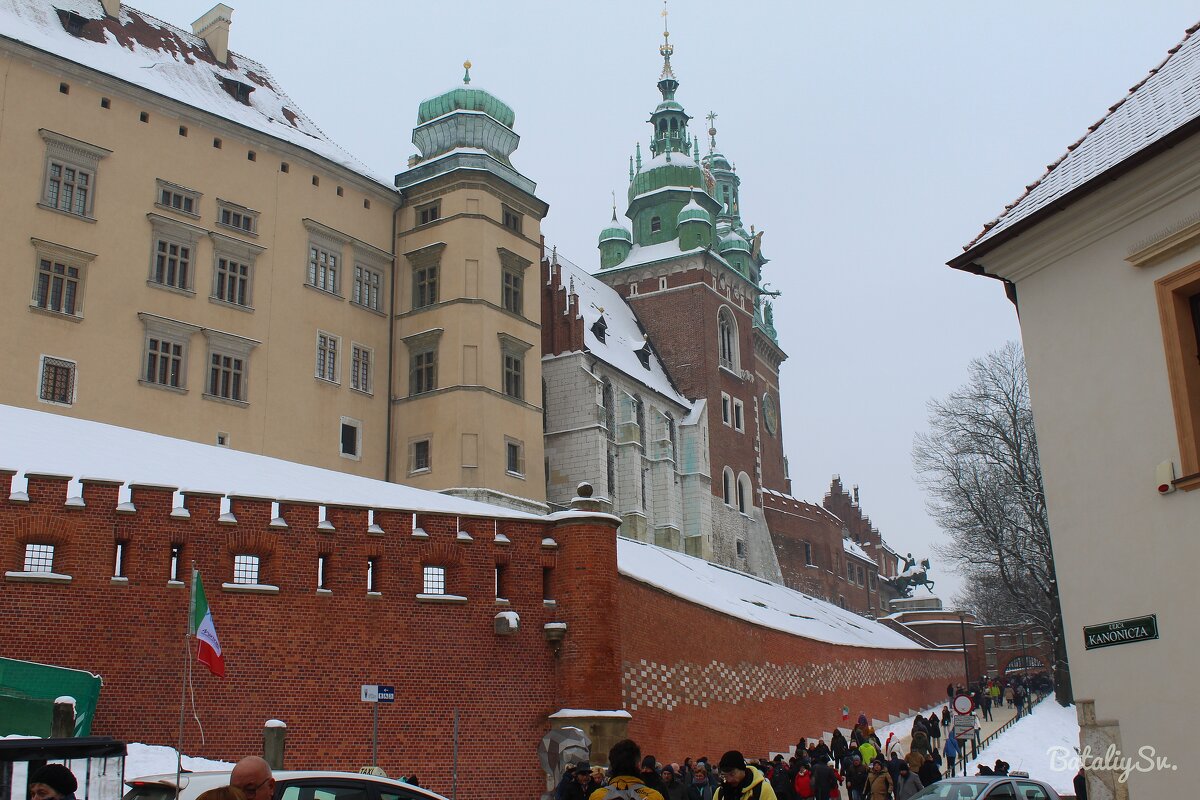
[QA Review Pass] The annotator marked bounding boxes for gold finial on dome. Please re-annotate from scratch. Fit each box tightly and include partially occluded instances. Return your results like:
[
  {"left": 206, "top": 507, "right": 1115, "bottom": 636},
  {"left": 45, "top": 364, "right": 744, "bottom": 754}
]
[{"left": 463, "top": 60, "right": 472, "bottom": 84}]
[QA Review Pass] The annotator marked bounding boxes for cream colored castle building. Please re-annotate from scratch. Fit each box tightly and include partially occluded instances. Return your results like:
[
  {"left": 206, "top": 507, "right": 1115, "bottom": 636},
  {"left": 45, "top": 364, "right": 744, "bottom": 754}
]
[{"left": 0, "top": 1, "right": 547, "bottom": 511}]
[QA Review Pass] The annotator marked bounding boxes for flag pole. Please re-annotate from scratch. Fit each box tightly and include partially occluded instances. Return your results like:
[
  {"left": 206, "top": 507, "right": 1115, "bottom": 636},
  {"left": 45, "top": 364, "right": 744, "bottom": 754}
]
[{"left": 178, "top": 562, "right": 197, "bottom": 795}]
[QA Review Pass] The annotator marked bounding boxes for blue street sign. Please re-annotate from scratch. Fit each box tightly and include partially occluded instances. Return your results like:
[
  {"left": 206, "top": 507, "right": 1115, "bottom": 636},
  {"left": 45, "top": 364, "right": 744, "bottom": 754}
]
[{"left": 377, "top": 685, "right": 395, "bottom": 703}]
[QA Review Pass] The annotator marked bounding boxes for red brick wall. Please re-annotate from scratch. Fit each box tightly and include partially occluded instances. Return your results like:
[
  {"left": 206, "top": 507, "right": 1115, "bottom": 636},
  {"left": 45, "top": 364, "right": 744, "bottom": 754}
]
[
  {"left": 0, "top": 475, "right": 595, "bottom": 799},
  {"left": 616, "top": 579, "right": 962, "bottom": 760}
]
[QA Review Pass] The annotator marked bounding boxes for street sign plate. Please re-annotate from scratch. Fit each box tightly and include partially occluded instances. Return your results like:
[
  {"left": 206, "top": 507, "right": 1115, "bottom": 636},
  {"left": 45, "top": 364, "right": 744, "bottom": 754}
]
[
  {"left": 361, "top": 684, "right": 378, "bottom": 702},
  {"left": 952, "top": 714, "right": 975, "bottom": 739},
  {"left": 952, "top": 693, "right": 974, "bottom": 714},
  {"left": 376, "top": 685, "right": 395, "bottom": 703},
  {"left": 1083, "top": 614, "right": 1158, "bottom": 651}
]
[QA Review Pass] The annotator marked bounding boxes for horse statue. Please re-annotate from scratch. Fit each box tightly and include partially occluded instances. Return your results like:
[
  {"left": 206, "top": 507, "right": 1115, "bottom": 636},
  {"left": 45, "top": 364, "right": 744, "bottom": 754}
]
[{"left": 886, "top": 557, "right": 936, "bottom": 597}]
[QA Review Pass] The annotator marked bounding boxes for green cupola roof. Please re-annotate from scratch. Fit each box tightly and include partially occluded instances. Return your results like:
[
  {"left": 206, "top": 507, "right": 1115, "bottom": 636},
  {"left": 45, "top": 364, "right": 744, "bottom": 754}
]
[
  {"left": 599, "top": 209, "right": 633, "bottom": 244},
  {"left": 677, "top": 196, "right": 712, "bottom": 226},
  {"left": 417, "top": 61, "right": 516, "bottom": 128},
  {"left": 717, "top": 230, "right": 751, "bottom": 254}
]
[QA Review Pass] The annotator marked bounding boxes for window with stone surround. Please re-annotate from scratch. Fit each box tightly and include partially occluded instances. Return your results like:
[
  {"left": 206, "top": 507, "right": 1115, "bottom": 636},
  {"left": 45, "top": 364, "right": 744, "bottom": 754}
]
[
  {"left": 23, "top": 543, "right": 54, "bottom": 573},
  {"left": 139, "top": 313, "right": 200, "bottom": 392},
  {"left": 422, "top": 565, "right": 445, "bottom": 595},
  {"left": 304, "top": 220, "right": 348, "bottom": 296},
  {"left": 203, "top": 328, "right": 259, "bottom": 405},
  {"left": 147, "top": 214, "right": 204, "bottom": 294},
  {"left": 39, "top": 129, "right": 109, "bottom": 219},
  {"left": 233, "top": 554, "right": 259, "bottom": 585},
  {"left": 498, "top": 333, "right": 532, "bottom": 401},
  {"left": 210, "top": 232, "right": 263, "bottom": 309},
  {"left": 31, "top": 239, "right": 95, "bottom": 319},
  {"left": 718, "top": 305, "right": 739, "bottom": 371},
  {"left": 155, "top": 179, "right": 200, "bottom": 217},
  {"left": 405, "top": 329, "right": 442, "bottom": 396},
  {"left": 316, "top": 331, "right": 340, "bottom": 384},
  {"left": 406, "top": 242, "right": 444, "bottom": 310},
  {"left": 39, "top": 355, "right": 76, "bottom": 406},
  {"left": 498, "top": 247, "right": 531, "bottom": 317},
  {"left": 216, "top": 199, "right": 258, "bottom": 236},
  {"left": 351, "top": 343, "right": 373, "bottom": 394}
]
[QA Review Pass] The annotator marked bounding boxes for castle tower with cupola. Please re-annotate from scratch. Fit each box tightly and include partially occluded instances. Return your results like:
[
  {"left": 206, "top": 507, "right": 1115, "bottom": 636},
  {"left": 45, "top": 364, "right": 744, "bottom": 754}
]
[{"left": 586, "top": 10, "right": 789, "bottom": 579}]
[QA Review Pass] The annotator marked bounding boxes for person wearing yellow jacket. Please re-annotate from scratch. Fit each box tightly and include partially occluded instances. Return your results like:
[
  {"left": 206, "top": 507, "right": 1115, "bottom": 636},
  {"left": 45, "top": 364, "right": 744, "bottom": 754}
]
[
  {"left": 713, "top": 752, "right": 778, "bottom": 800},
  {"left": 589, "top": 740, "right": 666, "bottom": 800}
]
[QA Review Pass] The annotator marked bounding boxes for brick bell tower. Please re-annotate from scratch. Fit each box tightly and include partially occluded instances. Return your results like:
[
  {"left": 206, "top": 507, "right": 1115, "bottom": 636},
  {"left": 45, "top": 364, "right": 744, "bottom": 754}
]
[{"left": 591, "top": 9, "right": 789, "bottom": 580}]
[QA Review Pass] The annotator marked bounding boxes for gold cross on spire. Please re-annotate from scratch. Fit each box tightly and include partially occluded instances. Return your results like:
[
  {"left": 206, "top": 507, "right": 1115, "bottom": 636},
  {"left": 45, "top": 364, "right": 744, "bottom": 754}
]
[{"left": 706, "top": 110, "right": 718, "bottom": 150}]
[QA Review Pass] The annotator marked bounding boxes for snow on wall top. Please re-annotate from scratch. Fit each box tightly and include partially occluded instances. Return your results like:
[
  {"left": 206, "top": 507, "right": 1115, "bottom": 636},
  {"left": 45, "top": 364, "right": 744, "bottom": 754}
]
[
  {"left": 965, "top": 22, "right": 1200, "bottom": 253},
  {"left": 552, "top": 251, "right": 690, "bottom": 406},
  {"left": 0, "top": 404, "right": 539, "bottom": 519},
  {"left": 843, "top": 537, "right": 873, "bottom": 564},
  {"left": 617, "top": 536, "right": 925, "bottom": 650},
  {"left": 0, "top": 1, "right": 392, "bottom": 188}
]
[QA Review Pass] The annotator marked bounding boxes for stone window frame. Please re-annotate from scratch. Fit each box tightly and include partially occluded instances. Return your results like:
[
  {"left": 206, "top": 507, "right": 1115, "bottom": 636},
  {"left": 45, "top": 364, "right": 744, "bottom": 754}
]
[
  {"left": 1154, "top": 260, "right": 1200, "bottom": 489},
  {"left": 146, "top": 213, "right": 205, "bottom": 295},
  {"left": 303, "top": 219, "right": 348, "bottom": 298},
  {"left": 498, "top": 247, "right": 531, "bottom": 316},
  {"left": 722, "top": 466, "right": 735, "bottom": 506},
  {"left": 209, "top": 232, "right": 264, "bottom": 311},
  {"left": 339, "top": 415, "right": 362, "bottom": 461},
  {"left": 138, "top": 312, "right": 201, "bottom": 394},
  {"left": 717, "top": 305, "right": 739, "bottom": 371},
  {"left": 498, "top": 333, "right": 532, "bottom": 401},
  {"left": 232, "top": 553, "right": 260, "bottom": 585},
  {"left": 38, "top": 354, "right": 77, "bottom": 407},
  {"left": 416, "top": 200, "right": 441, "bottom": 226},
  {"left": 315, "top": 330, "right": 341, "bottom": 384},
  {"left": 504, "top": 436, "right": 525, "bottom": 478},
  {"left": 202, "top": 327, "right": 260, "bottom": 407},
  {"left": 736, "top": 472, "right": 753, "bottom": 514},
  {"left": 350, "top": 342, "right": 373, "bottom": 395},
  {"left": 38, "top": 129, "right": 110, "bottom": 220},
  {"left": 720, "top": 391, "right": 732, "bottom": 426},
  {"left": 732, "top": 398, "right": 745, "bottom": 432},
  {"left": 30, "top": 238, "right": 96, "bottom": 320},
  {"left": 404, "top": 328, "right": 443, "bottom": 396},
  {"left": 216, "top": 198, "right": 260, "bottom": 236},
  {"left": 501, "top": 204, "right": 523, "bottom": 234},
  {"left": 154, "top": 178, "right": 201, "bottom": 219},
  {"left": 406, "top": 242, "right": 445, "bottom": 311},
  {"left": 409, "top": 435, "right": 432, "bottom": 475}
]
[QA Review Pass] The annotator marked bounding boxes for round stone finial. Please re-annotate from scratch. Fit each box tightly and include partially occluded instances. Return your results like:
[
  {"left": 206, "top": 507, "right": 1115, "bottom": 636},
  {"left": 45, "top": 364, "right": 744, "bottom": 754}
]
[{"left": 576, "top": 482, "right": 594, "bottom": 498}]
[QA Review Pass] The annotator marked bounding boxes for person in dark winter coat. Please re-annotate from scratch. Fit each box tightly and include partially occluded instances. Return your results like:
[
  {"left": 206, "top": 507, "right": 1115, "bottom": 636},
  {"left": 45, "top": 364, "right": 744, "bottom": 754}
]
[
  {"left": 893, "top": 764, "right": 923, "bottom": 800},
  {"left": 917, "top": 754, "right": 942, "bottom": 788},
  {"left": 661, "top": 766, "right": 687, "bottom": 800},
  {"left": 844, "top": 755, "right": 868, "bottom": 800},
  {"left": 557, "top": 763, "right": 599, "bottom": 800},
  {"left": 810, "top": 740, "right": 831, "bottom": 764},
  {"left": 886, "top": 752, "right": 905, "bottom": 785},
  {"left": 941, "top": 706, "right": 952, "bottom": 729},
  {"left": 767, "top": 760, "right": 794, "bottom": 800},
  {"left": 688, "top": 765, "right": 715, "bottom": 800},
  {"left": 830, "top": 730, "right": 848, "bottom": 763},
  {"left": 1073, "top": 768, "right": 1088, "bottom": 800},
  {"left": 943, "top": 736, "right": 959, "bottom": 777},
  {"left": 28, "top": 765, "right": 78, "bottom": 800},
  {"left": 809, "top": 760, "right": 836, "bottom": 800},
  {"left": 927, "top": 713, "right": 942, "bottom": 747}
]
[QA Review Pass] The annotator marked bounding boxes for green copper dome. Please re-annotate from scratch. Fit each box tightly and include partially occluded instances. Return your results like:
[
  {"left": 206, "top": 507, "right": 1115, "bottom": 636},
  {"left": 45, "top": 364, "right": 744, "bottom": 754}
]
[
  {"left": 417, "top": 63, "right": 515, "bottom": 128},
  {"left": 677, "top": 198, "right": 712, "bottom": 226},
  {"left": 717, "top": 230, "right": 750, "bottom": 253},
  {"left": 628, "top": 153, "right": 706, "bottom": 203},
  {"left": 599, "top": 214, "right": 633, "bottom": 244}
]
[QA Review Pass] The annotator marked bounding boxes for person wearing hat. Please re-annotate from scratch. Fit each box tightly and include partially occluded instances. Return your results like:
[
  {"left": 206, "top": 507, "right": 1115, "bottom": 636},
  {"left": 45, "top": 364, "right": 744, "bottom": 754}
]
[
  {"left": 29, "top": 765, "right": 77, "bottom": 800},
  {"left": 864, "top": 759, "right": 892, "bottom": 800},
  {"left": 714, "top": 751, "right": 776, "bottom": 800},
  {"left": 844, "top": 753, "right": 868, "bottom": 800},
  {"left": 558, "top": 761, "right": 599, "bottom": 800},
  {"left": 893, "top": 761, "right": 923, "bottom": 800},
  {"left": 660, "top": 765, "right": 686, "bottom": 800},
  {"left": 588, "top": 739, "right": 664, "bottom": 800},
  {"left": 687, "top": 763, "right": 714, "bottom": 800}
]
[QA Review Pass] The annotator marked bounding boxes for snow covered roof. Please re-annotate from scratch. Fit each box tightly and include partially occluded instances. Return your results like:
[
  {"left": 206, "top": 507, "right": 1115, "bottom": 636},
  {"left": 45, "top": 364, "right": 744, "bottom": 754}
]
[
  {"left": 553, "top": 252, "right": 690, "bottom": 406},
  {"left": 0, "top": 404, "right": 538, "bottom": 519},
  {"left": 617, "top": 537, "right": 926, "bottom": 650},
  {"left": 843, "top": 537, "right": 873, "bottom": 564},
  {"left": 0, "top": 0, "right": 391, "bottom": 187},
  {"left": 959, "top": 21, "right": 1200, "bottom": 258}
]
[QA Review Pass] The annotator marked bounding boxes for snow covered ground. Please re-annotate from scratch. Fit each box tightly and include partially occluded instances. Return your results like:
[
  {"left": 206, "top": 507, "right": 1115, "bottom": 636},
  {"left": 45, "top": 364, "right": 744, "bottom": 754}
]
[
  {"left": 124, "top": 742, "right": 233, "bottom": 778},
  {"left": 962, "top": 699, "right": 1080, "bottom": 795}
]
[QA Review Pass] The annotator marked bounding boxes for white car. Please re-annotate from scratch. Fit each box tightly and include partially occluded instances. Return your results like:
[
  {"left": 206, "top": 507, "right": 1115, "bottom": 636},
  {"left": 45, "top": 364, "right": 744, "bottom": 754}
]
[
  {"left": 909, "top": 775, "right": 1061, "bottom": 799},
  {"left": 123, "top": 770, "right": 449, "bottom": 800}
]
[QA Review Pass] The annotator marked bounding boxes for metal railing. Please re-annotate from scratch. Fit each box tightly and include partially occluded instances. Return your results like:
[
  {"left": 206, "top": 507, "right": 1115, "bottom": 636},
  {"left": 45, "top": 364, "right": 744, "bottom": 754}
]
[{"left": 946, "top": 693, "right": 1045, "bottom": 776}]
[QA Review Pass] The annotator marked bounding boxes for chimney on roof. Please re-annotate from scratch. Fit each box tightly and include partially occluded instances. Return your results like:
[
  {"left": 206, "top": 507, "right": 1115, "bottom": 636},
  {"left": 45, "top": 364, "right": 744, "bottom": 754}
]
[
  {"left": 853, "top": 485, "right": 859, "bottom": 505},
  {"left": 101, "top": 0, "right": 120, "bottom": 17},
  {"left": 192, "top": 4, "right": 234, "bottom": 65}
]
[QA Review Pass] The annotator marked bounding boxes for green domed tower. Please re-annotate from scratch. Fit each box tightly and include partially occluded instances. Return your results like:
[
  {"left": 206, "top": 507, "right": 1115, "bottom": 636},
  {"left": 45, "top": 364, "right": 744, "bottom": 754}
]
[
  {"left": 621, "top": 23, "right": 721, "bottom": 251},
  {"left": 599, "top": 207, "right": 633, "bottom": 269}
]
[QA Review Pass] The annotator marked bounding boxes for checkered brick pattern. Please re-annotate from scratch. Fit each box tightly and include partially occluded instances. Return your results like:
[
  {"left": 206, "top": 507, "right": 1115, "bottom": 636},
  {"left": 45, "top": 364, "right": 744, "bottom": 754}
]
[{"left": 623, "top": 655, "right": 962, "bottom": 711}]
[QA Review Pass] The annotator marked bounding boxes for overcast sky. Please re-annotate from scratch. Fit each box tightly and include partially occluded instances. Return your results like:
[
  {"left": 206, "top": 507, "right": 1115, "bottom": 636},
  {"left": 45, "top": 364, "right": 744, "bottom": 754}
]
[{"left": 130, "top": 0, "right": 1198, "bottom": 602}]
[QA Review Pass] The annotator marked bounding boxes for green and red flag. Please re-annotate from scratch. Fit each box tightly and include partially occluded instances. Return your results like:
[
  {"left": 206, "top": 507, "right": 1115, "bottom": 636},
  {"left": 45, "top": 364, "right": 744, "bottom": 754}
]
[{"left": 190, "top": 568, "right": 225, "bottom": 677}]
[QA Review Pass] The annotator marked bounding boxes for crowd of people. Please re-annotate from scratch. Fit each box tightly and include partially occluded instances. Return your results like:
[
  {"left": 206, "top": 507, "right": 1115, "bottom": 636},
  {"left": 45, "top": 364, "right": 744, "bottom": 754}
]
[{"left": 559, "top": 673, "right": 1053, "bottom": 800}]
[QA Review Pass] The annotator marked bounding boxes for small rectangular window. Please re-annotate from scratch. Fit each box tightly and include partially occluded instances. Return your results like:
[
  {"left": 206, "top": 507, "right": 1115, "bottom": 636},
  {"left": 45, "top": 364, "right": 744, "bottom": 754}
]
[
  {"left": 311, "top": 175, "right": 319, "bottom": 186},
  {"left": 542, "top": 566, "right": 553, "bottom": 601},
  {"left": 145, "top": 337, "right": 185, "bottom": 388},
  {"left": 410, "top": 349, "right": 436, "bottom": 395},
  {"left": 114, "top": 542, "right": 126, "bottom": 578},
  {"left": 178, "top": 125, "right": 188, "bottom": 137},
  {"left": 495, "top": 564, "right": 507, "bottom": 600},
  {"left": 247, "top": 150, "right": 256, "bottom": 162},
  {"left": 503, "top": 353, "right": 523, "bottom": 399},
  {"left": 340, "top": 418, "right": 361, "bottom": 459},
  {"left": 803, "top": 541, "right": 813, "bottom": 566},
  {"left": 152, "top": 239, "right": 193, "bottom": 291},
  {"left": 280, "top": 161, "right": 289, "bottom": 173},
  {"left": 169, "top": 545, "right": 182, "bottom": 582},
  {"left": 417, "top": 202, "right": 440, "bottom": 226},
  {"left": 413, "top": 265, "right": 438, "bottom": 309},
  {"left": 353, "top": 264, "right": 384, "bottom": 311},
  {"left": 367, "top": 558, "right": 378, "bottom": 593},
  {"left": 308, "top": 244, "right": 340, "bottom": 294},
  {"left": 721, "top": 393, "right": 731, "bottom": 425},
  {"left": 213, "top": 137, "right": 222, "bottom": 149},
  {"left": 422, "top": 565, "right": 445, "bottom": 595},
  {"left": 216, "top": 432, "right": 229, "bottom": 447},
  {"left": 317, "top": 555, "right": 328, "bottom": 589},
  {"left": 410, "top": 439, "right": 431, "bottom": 474},
  {"left": 217, "top": 201, "right": 258, "bottom": 234},
  {"left": 214, "top": 257, "right": 252, "bottom": 307},
  {"left": 502, "top": 206, "right": 522, "bottom": 234},
  {"left": 24, "top": 543, "right": 54, "bottom": 573},
  {"left": 139, "top": 111, "right": 149, "bottom": 123},
  {"left": 733, "top": 399, "right": 744, "bottom": 432},
  {"left": 364, "top": 198, "right": 371, "bottom": 209},
  {"left": 59, "top": 82, "right": 69, "bottom": 95},
  {"left": 505, "top": 439, "right": 525, "bottom": 476},
  {"left": 100, "top": 97, "right": 110, "bottom": 109},
  {"left": 233, "top": 554, "right": 260, "bottom": 585},
  {"left": 157, "top": 182, "right": 199, "bottom": 216},
  {"left": 336, "top": 186, "right": 344, "bottom": 197},
  {"left": 208, "top": 351, "right": 246, "bottom": 401},
  {"left": 39, "top": 356, "right": 76, "bottom": 405},
  {"left": 502, "top": 267, "right": 523, "bottom": 314}
]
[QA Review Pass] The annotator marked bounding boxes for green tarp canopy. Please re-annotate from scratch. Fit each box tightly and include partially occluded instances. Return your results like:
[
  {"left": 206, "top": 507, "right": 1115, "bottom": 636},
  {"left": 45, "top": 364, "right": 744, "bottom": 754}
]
[{"left": 0, "top": 657, "right": 102, "bottom": 737}]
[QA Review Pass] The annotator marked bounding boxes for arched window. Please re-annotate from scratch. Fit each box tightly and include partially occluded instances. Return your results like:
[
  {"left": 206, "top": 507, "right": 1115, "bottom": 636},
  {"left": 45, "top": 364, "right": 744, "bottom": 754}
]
[
  {"left": 718, "top": 306, "right": 738, "bottom": 370},
  {"left": 665, "top": 412, "right": 677, "bottom": 463},
  {"left": 722, "top": 467, "right": 734, "bottom": 506},
  {"left": 737, "top": 472, "right": 753, "bottom": 514},
  {"left": 650, "top": 216, "right": 662, "bottom": 233},
  {"left": 659, "top": 119, "right": 668, "bottom": 133},
  {"left": 669, "top": 118, "right": 678, "bottom": 131}
]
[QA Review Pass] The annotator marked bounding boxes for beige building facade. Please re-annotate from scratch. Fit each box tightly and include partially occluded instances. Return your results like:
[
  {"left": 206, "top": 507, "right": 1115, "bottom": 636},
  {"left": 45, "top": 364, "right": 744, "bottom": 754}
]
[
  {"left": 951, "top": 25, "right": 1200, "bottom": 798},
  {"left": 0, "top": 2, "right": 547, "bottom": 510}
]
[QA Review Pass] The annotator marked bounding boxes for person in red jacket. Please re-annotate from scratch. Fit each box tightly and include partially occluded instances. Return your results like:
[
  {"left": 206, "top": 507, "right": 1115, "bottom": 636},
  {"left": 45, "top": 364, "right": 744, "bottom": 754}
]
[{"left": 792, "top": 764, "right": 814, "bottom": 800}]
